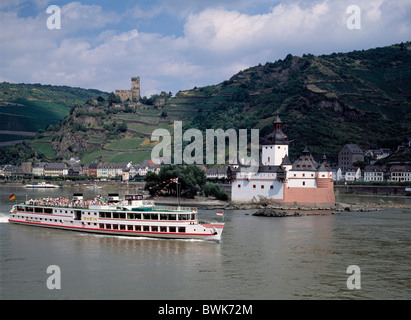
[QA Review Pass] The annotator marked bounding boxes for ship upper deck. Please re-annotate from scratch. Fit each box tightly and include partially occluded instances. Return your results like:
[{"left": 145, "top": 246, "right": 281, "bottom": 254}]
[{"left": 21, "top": 195, "right": 197, "bottom": 213}]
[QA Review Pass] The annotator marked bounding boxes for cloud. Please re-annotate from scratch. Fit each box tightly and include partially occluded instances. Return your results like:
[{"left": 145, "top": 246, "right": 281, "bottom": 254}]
[{"left": 0, "top": 0, "right": 410, "bottom": 97}]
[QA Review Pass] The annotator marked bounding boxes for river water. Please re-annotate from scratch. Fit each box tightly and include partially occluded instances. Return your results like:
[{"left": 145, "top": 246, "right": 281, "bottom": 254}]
[{"left": 1, "top": 185, "right": 410, "bottom": 300}]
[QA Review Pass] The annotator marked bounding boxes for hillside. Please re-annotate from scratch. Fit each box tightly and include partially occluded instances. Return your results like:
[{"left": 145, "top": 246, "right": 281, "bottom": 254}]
[
  {"left": 0, "top": 82, "right": 109, "bottom": 146},
  {"left": 172, "top": 42, "right": 411, "bottom": 162},
  {"left": 1, "top": 42, "right": 410, "bottom": 165}
]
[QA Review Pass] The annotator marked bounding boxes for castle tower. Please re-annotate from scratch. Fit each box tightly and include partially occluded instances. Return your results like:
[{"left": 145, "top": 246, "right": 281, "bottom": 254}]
[
  {"left": 261, "top": 113, "right": 289, "bottom": 166},
  {"left": 316, "top": 154, "right": 333, "bottom": 188},
  {"left": 131, "top": 77, "right": 140, "bottom": 100}
]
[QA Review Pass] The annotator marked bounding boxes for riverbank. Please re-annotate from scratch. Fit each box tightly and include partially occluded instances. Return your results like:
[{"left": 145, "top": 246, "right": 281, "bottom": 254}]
[{"left": 154, "top": 196, "right": 411, "bottom": 213}]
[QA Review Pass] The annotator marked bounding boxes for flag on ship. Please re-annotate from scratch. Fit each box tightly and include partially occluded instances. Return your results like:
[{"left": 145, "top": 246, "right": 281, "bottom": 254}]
[
  {"left": 9, "top": 194, "right": 15, "bottom": 200},
  {"left": 216, "top": 211, "right": 223, "bottom": 216}
]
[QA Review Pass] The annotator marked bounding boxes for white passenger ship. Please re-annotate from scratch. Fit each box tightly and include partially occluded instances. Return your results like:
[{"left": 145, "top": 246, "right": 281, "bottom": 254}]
[{"left": 9, "top": 193, "right": 224, "bottom": 241}]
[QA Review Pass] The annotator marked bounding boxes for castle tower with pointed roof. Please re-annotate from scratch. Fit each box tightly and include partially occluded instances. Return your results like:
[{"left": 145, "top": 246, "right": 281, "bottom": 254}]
[{"left": 261, "top": 114, "right": 289, "bottom": 166}]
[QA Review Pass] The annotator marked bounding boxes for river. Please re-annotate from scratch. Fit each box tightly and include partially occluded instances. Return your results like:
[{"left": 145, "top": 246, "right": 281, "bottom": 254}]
[{"left": 0, "top": 185, "right": 410, "bottom": 300}]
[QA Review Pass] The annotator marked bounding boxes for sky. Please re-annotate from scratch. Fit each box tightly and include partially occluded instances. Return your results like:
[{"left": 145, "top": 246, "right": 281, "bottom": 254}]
[{"left": 0, "top": 0, "right": 410, "bottom": 97}]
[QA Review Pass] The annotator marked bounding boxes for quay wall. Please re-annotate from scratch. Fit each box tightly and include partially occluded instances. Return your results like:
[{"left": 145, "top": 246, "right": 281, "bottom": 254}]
[{"left": 334, "top": 185, "right": 409, "bottom": 196}]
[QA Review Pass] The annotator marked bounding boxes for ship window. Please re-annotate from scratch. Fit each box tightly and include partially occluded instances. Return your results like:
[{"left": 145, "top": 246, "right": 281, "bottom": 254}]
[
  {"left": 160, "top": 214, "right": 168, "bottom": 220},
  {"left": 169, "top": 227, "right": 176, "bottom": 232},
  {"left": 135, "top": 225, "right": 141, "bottom": 231},
  {"left": 302, "top": 181, "right": 305, "bottom": 186},
  {"left": 151, "top": 226, "right": 158, "bottom": 232},
  {"left": 106, "top": 224, "right": 112, "bottom": 229},
  {"left": 35, "top": 207, "right": 43, "bottom": 213},
  {"left": 270, "top": 185, "right": 274, "bottom": 189},
  {"left": 238, "top": 184, "right": 241, "bottom": 188},
  {"left": 119, "top": 213, "right": 126, "bottom": 219},
  {"left": 169, "top": 214, "right": 176, "bottom": 221},
  {"left": 179, "top": 214, "right": 188, "bottom": 220},
  {"left": 261, "top": 185, "right": 264, "bottom": 189},
  {"left": 113, "top": 212, "right": 119, "bottom": 219},
  {"left": 120, "top": 225, "right": 126, "bottom": 230},
  {"left": 26, "top": 207, "right": 33, "bottom": 212},
  {"left": 143, "top": 213, "right": 150, "bottom": 220},
  {"left": 178, "top": 227, "right": 186, "bottom": 233},
  {"left": 44, "top": 208, "right": 53, "bottom": 214},
  {"left": 113, "top": 224, "right": 118, "bottom": 230},
  {"left": 253, "top": 185, "right": 256, "bottom": 189},
  {"left": 150, "top": 214, "right": 158, "bottom": 220},
  {"left": 160, "top": 226, "right": 167, "bottom": 232},
  {"left": 143, "top": 226, "right": 150, "bottom": 232},
  {"left": 191, "top": 213, "right": 195, "bottom": 220},
  {"left": 99, "top": 224, "right": 104, "bottom": 228}
]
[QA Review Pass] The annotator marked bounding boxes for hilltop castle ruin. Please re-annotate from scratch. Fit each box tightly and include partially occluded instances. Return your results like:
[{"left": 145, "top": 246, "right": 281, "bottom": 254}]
[{"left": 115, "top": 77, "right": 141, "bottom": 102}]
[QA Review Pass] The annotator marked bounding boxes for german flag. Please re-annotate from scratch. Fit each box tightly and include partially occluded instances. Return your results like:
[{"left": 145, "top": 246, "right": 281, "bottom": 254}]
[{"left": 9, "top": 193, "right": 15, "bottom": 200}]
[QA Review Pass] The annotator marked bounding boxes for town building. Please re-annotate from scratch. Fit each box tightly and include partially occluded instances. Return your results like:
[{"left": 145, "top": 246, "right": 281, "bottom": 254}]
[
  {"left": 44, "top": 163, "right": 67, "bottom": 177},
  {"left": 338, "top": 144, "right": 364, "bottom": 172},
  {"left": 206, "top": 167, "right": 228, "bottom": 180},
  {"left": 390, "top": 165, "right": 411, "bottom": 182},
  {"left": 32, "top": 163, "right": 47, "bottom": 176},
  {"left": 230, "top": 115, "right": 335, "bottom": 206},
  {"left": 364, "top": 165, "right": 386, "bottom": 182},
  {"left": 345, "top": 167, "right": 361, "bottom": 181},
  {"left": 331, "top": 167, "right": 343, "bottom": 181},
  {"left": 365, "top": 149, "right": 392, "bottom": 162}
]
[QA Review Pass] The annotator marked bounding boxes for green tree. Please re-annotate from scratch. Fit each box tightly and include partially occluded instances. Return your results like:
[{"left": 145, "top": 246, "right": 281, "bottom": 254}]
[
  {"left": 145, "top": 165, "right": 206, "bottom": 199},
  {"left": 203, "top": 183, "right": 228, "bottom": 200}
]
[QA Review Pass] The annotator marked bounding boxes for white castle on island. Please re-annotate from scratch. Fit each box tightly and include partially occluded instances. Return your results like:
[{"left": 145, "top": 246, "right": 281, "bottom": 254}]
[{"left": 229, "top": 114, "right": 335, "bottom": 206}]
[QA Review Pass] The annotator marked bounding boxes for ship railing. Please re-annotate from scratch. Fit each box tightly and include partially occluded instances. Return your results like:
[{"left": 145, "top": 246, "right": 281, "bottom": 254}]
[{"left": 152, "top": 205, "right": 197, "bottom": 212}]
